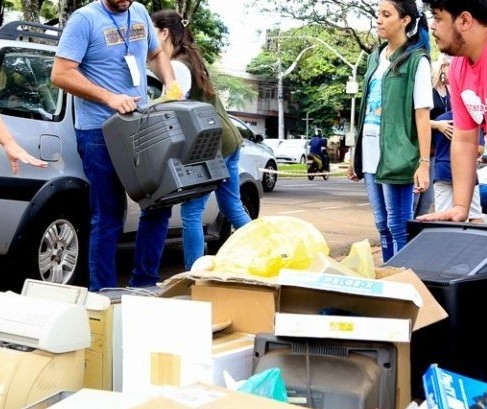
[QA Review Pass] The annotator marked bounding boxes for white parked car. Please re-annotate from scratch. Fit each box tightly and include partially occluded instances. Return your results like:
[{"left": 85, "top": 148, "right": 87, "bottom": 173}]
[
  {"left": 228, "top": 115, "right": 278, "bottom": 192},
  {"left": 272, "top": 138, "right": 309, "bottom": 164}
]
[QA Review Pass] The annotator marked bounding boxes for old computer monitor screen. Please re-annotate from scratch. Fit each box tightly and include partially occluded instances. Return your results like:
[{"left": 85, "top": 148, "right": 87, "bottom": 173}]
[{"left": 252, "top": 334, "right": 397, "bottom": 409}]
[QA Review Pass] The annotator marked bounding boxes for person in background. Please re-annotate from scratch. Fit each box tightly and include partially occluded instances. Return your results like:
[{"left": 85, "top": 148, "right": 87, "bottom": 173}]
[
  {"left": 309, "top": 128, "right": 329, "bottom": 171},
  {"left": 432, "top": 110, "right": 484, "bottom": 222},
  {"left": 348, "top": 0, "right": 432, "bottom": 263},
  {"left": 151, "top": 9, "right": 251, "bottom": 271},
  {"left": 414, "top": 55, "right": 451, "bottom": 216},
  {"left": 0, "top": 116, "right": 47, "bottom": 173},
  {"left": 51, "top": 0, "right": 181, "bottom": 291},
  {"left": 417, "top": 0, "right": 487, "bottom": 223}
]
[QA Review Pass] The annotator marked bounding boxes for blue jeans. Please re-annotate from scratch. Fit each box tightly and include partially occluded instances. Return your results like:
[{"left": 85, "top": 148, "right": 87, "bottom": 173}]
[
  {"left": 181, "top": 148, "right": 251, "bottom": 270},
  {"left": 76, "top": 128, "right": 171, "bottom": 291},
  {"left": 363, "top": 173, "right": 414, "bottom": 262}
]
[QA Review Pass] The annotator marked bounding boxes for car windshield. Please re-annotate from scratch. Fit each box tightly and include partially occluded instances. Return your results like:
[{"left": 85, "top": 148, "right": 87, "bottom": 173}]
[{"left": 0, "top": 47, "right": 63, "bottom": 121}]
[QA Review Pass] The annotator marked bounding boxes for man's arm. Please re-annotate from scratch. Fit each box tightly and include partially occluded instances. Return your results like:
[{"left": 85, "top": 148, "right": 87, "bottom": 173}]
[
  {"left": 148, "top": 48, "right": 175, "bottom": 85},
  {"left": 51, "top": 57, "right": 141, "bottom": 114},
  {"left": 417, "top": 127, "right": 478, "bottom": 221},
  {"left": 147, "top": 48, "right": 182, "bottom": 100},
  {"left": 451, "top": 127, "right": 479, "bottom": 215}
]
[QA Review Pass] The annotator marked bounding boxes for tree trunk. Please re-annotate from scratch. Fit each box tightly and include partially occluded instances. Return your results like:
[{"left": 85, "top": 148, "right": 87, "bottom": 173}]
[
  {"left": 23, "top": 0, "right": 40, "bottom": 22},
  {"left": 175, "top": 0, "right": 201, "bottom": 21},
  {"left": 59, "top": 0, "right": 84, "bottom": 26}
]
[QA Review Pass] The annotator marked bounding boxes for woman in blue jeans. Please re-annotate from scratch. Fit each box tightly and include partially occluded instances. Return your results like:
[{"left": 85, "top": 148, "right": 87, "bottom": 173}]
[
  {"left": 348, "top": 0, "right": 433, "bottom": 262},
  {"left": 152, "top": 9, "right": 251, "bottom": 270}
]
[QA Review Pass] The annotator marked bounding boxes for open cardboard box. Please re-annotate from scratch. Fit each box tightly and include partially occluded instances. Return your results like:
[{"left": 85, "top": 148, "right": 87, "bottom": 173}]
[{"left": 160, "top": 266, "right": 448, "bottom": 409}]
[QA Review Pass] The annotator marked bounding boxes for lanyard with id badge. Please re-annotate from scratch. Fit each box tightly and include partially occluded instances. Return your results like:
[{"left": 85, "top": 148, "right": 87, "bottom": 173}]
[{"left": 105, "top": 8, "right": 140, "bottom": 86}]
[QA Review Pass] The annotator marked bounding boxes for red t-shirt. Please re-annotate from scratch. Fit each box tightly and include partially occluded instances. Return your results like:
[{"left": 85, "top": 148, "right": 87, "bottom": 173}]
[{"left": 449, "top": 43, "right": 487, "bottom": 134}]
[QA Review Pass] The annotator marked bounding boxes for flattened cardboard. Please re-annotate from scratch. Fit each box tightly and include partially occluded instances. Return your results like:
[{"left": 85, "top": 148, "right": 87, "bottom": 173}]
[{"left": 131, "top": 383, "right": 303, "bottom": 409}]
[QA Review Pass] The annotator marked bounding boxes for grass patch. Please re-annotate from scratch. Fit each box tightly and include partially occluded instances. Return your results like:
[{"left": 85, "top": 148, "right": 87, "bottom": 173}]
[
  {"left": 278, "top": 163, "right": 307, "bottom": 172},
  {"left": 277, "top": 163, "right": 348, "bottom": 178},
  {"left": 277, "top": 163, "right": 307, "bottom": 178}
]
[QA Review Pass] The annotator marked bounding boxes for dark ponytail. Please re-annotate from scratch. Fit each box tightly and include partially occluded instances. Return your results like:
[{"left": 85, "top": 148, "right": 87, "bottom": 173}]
[{"left": 151, "top": 9, "right": 215, "bottom": 99}]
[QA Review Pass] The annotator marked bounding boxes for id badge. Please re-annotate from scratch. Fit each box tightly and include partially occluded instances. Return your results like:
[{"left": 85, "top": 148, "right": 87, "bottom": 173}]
[{"left": 124, "top": 54, "right": 140, "bottom": 87}]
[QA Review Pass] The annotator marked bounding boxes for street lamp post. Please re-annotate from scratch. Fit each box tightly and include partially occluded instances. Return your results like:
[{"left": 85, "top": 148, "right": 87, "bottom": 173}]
[
  {"left": 276, "top": 35, "right": 365, "bottom": 147},
  {"left": 276, "top": 43, "right": 316, "bottom": 140},
  {"left": 345, "top": 50, "right": 365, "bottom": 147},
  {"left": 302, "top": 112, "right": 314, "bottom": 139}
]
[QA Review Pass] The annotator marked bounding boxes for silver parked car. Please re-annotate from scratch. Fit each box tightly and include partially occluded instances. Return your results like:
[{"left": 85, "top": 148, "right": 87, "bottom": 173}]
[{"left": 0, "top": 21, "right": 263, "bottom": 291}]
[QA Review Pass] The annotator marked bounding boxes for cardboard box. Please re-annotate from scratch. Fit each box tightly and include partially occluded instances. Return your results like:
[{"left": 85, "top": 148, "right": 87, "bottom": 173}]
[
  {"left": 161, "top": 266, "right": 448, "bottom": 409},
  {"left": 211, "top": 331, "right": 254, "bottom": 385},
  {"left": 423, "top": 364, "right": 487, "bottom": 409},
  {"left": 132, "top": 383, "right": 304, "bottom": 409}
]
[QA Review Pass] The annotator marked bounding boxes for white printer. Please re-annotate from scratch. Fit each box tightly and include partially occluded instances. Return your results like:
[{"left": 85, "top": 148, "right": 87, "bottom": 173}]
[
  {"left": 0, "top": 291, "right": 90, "bottom": 353},
  {"left": 0, "top": 282, "right": 93, "bottom": 409}
]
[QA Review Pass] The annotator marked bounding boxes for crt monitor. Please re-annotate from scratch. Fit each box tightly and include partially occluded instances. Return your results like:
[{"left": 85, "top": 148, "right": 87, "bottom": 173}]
[
  {"left": 253, "top": 333, "right": 397, "bottom": 409},
  {"left": 102, "top": 100, "right": 229, "bottom": 210}
]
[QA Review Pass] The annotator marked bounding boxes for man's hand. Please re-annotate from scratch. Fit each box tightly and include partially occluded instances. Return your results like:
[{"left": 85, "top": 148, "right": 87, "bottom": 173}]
[
  {"left": 416, "top": 205, "right": 468, "bottom": 222},
  {"left": 106, "top": 94, "right": 141, "bottom": 114}
]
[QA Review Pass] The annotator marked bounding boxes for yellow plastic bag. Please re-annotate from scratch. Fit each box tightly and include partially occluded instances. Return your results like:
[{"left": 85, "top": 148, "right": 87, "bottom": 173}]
[
  {"left": 151, "top": 82, "right": 184, "bottom": 103},
  {"left": 213, "top": 216, "right": 329, "bottom": 277},
  {"left": 339, "top": 239, "right": 376, "bottom": 278}
]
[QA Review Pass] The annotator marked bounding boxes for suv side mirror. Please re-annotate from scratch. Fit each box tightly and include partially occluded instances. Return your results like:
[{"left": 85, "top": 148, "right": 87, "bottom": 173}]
[{"left": 254, "top": 134, "right": 264, "bottom": 143}]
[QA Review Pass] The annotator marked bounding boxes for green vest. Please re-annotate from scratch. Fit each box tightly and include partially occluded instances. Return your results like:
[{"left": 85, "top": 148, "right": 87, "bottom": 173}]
[{"left": 354, "top": 44, "right": 429, "bottom": 184}]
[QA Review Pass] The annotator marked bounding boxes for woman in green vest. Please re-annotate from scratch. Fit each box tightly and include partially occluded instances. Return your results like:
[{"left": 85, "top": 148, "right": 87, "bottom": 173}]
[{"left": 348, "top": 0, "right": 432, "bottom": 262}]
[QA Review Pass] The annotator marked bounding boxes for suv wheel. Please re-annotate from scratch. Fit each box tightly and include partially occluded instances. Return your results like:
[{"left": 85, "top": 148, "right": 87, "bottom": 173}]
[
  {"left": 38, "top": 217, "right": 82, "bottom": 283},
  {"left": 262, "top": 161, "right": 278, "bottom": 192},
  {"left": 12, "top": 203, "right": 89, "bottom": 290}
]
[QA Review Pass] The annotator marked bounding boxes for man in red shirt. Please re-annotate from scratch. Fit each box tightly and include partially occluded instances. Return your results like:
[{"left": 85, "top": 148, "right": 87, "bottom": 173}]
[{"left": 418, "top": 0, "right": 487, "bottom": 222}]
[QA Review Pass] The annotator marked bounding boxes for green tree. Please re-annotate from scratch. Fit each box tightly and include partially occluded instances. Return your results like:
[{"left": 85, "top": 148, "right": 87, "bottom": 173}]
[
  {"left": 250, "top": 0, "right": 379, "bottom": 53},
  {"left": 248, "top": 25, "right": 367, "bottom": 135},
  {"left": 209, "top": 66, "right": 257, "bottom": 110}
]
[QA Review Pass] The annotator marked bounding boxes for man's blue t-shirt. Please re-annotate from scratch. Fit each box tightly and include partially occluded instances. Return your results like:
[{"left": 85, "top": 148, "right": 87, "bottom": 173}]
[{"left": 56, "top": 1, "right": 159, "bottom": 129}]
